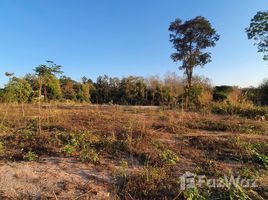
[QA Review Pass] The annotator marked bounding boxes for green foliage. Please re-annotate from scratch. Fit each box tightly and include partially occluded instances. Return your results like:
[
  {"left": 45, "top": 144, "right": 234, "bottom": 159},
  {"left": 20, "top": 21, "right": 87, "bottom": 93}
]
[
  {"left": 252, "top": 150, "right": 268, "bottom": 169},
  {"left": 62, "top": 144, "right": 76, "bottom": 156},
  {"left": 213, "top": 85, "right": 234, "bottom": 102},
  {"left": 18, "top": 122, "right": 37, "bottom": 141},
  {"left": 79, "top": 147, "right": 100, "bottom": 164},
  {"left": 236, "top": 140, "right": 268, "bottom": 168},
  {"left": 43, "top": 74, "right": 62, "bottom": 100},
  {"left": 34, "top": 61, "right": 63, "bottom": 77},
  {"left": 75, "top": 82, "right": 91, "bottom": 102},
  {"left": 221, "top": 179, "right": 251, "bottom": 200},
  {"left": 159, "top": 149, "right": 179, "bottom": 166},
  {"left": 0, "top": 142, "right": 4, "bottom": 156},
  {"left": 23, "top": 150, "right": 38, "bottom": 161},
  {"left": 60, "top": 76, "right": 77, "bottom": 100},
  {"left": 169, "top": 16, "right": 219, "bottom": 88},
  {"left": 246, "top": 11, "right": 268, "bottom": 61},
  {"left": 115, "top": 160, "right": 129, "bottom": 178},
  {"left": 211, "top": 103, "right": 268, "bottom": 119},
  {"left": 184, "top": 85, "right": 203, "bottom": 109},
  {"left": 183, "top": 187, "right": 206, "bottom": 200},
  {"left": 153, "top": 141, "right": 179, "bottom": 166},
  {"left": 258, "top": 79, "right": 268, "bottom": 105},
  {"left": 2, "top": 77, "right": 33, "bottom": 103}
]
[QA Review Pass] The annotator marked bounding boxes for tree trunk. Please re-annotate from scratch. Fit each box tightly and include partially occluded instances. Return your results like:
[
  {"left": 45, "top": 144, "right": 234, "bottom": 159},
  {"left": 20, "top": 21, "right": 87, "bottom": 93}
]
[{"left": 38, "top": 77, "right": 42, "bottom": 134}]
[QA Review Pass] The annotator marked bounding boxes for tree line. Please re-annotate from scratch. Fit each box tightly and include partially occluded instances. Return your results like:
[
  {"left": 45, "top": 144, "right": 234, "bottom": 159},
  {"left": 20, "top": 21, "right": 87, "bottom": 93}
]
[
  {"left": 0, "top": 11, "right": 267, "bottom": 107},
  {"left": 1, "top": 60, "right": 268, "bottom": 107},
  {"left": 0, "top": 63, "right": 211, "bottom": 107}
]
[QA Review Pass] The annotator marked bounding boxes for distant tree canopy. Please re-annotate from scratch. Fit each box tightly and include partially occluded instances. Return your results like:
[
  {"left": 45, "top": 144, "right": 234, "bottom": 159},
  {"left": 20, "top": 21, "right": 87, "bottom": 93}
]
[
  {"left": 1, "top": 63, "right": 215, "bottom": 106},
  {"left": 34, "top": 61, "right": 63, "bottom": 101},
  {"left": 1, "top": 63, "right": 267, "bottom": 108},
  {"left": 258, "top": 79, "right": 268, "bottom": 105},
  {"left": 2, "top": 77, "right": 33, "bottom": 103},
  {"left": 246, "top": 11, "right": 268, "bottom": 61},
  {"left": 213, "top": 86, "right": 234, "bottom": 102},
  {"left": 169, "top": 16, "right": 219, "bottom": 88}
]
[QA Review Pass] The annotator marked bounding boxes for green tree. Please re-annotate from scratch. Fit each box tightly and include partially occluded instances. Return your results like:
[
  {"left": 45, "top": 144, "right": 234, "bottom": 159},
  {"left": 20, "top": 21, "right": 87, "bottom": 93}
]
[
  {"left": 60, "top": 76, "right": 77, "bottom": 100},
  {"left": 119, "top": 76, "right": 147, "bottom": 105},
  {"left": 34, "top": 61, "right": 63, "bottom": 133},
  {"left": 5, "top": 77, "right": 33, "bottom": 103},
  {"left": 94, "top": 75, "right": 110, "bottom": 104},
  {"left": 258, "top": 79, "right": 268, "bottom": 105},
  {"left": 246, "top": 11, "right": 268, "bottom": 61},
  {"left": 75, "top": 82, "right": 92, "bottom": 102},
  {"left": 4, "top": 77, "right": 33, "bottom": 116},
  {"left": 43, "top": 74, "right": 62, "bottom": 100},
  {"left": 34, "top": 61, "right": 63, "bottom": 101},
  {"left": 169, "top": 16, "right": 219, "bottom": 88}
]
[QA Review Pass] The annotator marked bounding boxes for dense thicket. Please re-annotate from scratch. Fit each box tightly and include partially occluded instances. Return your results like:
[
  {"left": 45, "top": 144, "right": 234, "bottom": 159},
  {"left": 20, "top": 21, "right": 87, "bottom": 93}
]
[
  {"left": 0, "top": 64, "right": 215, "bottom": 107},
  {"left": 1, "top": 65, "right": 268, "bottom": 107}
]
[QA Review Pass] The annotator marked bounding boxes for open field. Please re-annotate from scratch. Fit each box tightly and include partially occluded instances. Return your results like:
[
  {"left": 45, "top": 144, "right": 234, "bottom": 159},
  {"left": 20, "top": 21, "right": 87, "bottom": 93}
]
[{"left": 0, "top": 104, "right": 267, "bottom": 199}]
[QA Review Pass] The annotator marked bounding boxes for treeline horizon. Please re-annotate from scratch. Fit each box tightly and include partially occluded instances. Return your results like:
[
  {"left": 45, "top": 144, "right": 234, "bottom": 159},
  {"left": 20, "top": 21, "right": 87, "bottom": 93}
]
[
  {"left": 0, "top": 61, "right": 267, "bottom": 107},
  {"left": 0, "top": 11, "right": 267, "bottom": 107}
]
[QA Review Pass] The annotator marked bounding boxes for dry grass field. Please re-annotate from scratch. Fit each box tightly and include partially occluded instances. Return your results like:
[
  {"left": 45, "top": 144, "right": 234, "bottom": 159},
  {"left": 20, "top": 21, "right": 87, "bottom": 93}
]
[{"left": 0, "top": 103, "right": 267, "bottom": 199}]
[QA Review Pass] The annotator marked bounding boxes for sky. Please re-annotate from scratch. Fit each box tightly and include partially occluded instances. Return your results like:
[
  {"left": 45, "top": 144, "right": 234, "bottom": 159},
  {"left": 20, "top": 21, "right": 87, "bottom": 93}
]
[{"left": 0, "top": 0, "right": 267, "bottom": 87}]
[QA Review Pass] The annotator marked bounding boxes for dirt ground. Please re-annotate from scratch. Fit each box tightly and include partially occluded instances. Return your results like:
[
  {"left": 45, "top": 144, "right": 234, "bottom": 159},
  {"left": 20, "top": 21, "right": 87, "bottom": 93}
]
[{"left": 0, "top": 105, "right": 267, "bottom": 199}]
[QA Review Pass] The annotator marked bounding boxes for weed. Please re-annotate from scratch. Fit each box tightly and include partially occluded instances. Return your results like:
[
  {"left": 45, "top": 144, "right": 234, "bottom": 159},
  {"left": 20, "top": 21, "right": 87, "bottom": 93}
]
[
  {"left": 0, "top": 141, "right": 4, "bottom": 156},
  {"left": 252, "top": 150, "right": 268, "bottom": 169},
  {"left": 79, "top": 147, "right": 100, "bottom": 165},
  {"left": 23, "top": 150, "right": 38, "bottom": 161},
  {"left": 211, "top": 103, "right": 268, "bottom": 120},
  {"left": 62, "top": 144, "right": 76, "bottom": 156},
  {"left": 159, "top": 149, "right": 179, "bottom": 166},
  {"left": 221, "top": 179, "right": 251, "bottom": 200},
  {"left": 182, "top": 187, "right": 206, "bottom": 200}
]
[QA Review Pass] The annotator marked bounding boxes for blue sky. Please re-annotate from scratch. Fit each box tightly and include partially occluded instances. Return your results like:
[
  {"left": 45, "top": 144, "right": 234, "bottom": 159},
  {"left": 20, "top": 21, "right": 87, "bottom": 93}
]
[{"left": 0, "top": 0, "right": 267, "bottom": 87}]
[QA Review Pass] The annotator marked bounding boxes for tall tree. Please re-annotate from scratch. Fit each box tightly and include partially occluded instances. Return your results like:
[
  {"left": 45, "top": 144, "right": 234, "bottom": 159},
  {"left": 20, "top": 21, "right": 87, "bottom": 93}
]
[
  {"left": 34, "top": 61, "right": 63, "bottom": 133},
  {"left": 246, "top": 11, "right": 268, "bottom": 61},
  {"left": 169, "top": 16, "right": 219, "bottom": 88},
  {"left": 34, "top": 61, "right": 63, "bottom": 101}
]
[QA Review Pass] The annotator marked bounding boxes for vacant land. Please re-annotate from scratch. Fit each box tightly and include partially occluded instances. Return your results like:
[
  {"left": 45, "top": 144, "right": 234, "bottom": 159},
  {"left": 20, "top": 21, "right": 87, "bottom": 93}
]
[{"left": 0, "top": 104, "right": 267, "bottom": 199}]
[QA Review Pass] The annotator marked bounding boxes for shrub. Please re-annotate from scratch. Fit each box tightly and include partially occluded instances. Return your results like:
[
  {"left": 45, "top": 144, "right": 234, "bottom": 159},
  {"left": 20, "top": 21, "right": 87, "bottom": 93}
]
[
  {"left": 0, "top": 142, "right": 4, "bottom": 156},
  {"left": 159, "top": 149, "right": 179, "bottom": 166},
  {"left": 79, "top": 147, "right": 100, "bottom": 165},
  {"left": 62, "top": 144, "right": 76, "bottom": 156},
  {"left": 211, "top": 103, "right": 268, "bottom": 119},
  {"left": 23, "top": 150, "right": 38, "bottom": 161},
  {"left": 213, "top": 85, "right": 233, "bottom": 102},
  {"left": 252, "top": 150, "right": 268, "bottom": 169}
]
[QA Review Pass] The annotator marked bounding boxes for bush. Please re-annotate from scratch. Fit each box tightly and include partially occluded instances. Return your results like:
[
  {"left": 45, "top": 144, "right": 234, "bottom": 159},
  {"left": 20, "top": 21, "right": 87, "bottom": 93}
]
[
  {"left": 213, "top": 85, "right": 233, "bottom": 102},
  {"left": 159, "top": 149, "right": 179, "bottom": 166},
  {"left": 79, "top": 147, "right": 100, "bottom": 165},
  {"left": 23, "top": 150, "right": 38, "bottom": 161},
  {"left": 0, "top": 142, "right": 4, "bottom": 156},
  {"left": 211, "top": 103, "right": 268, "bottom": 119}
]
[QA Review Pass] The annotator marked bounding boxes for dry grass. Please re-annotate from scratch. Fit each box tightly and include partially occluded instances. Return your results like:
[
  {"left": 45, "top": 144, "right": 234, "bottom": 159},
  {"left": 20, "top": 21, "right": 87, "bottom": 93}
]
[{"left": 0, "top": 103, "right": 267, "bottom": 199}]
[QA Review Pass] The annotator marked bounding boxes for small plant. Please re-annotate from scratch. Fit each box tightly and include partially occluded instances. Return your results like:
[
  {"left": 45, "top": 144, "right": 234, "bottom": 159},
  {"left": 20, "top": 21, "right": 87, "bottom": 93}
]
[
  {"left": 159, "top": 149, "right": 179, "bottom": 166},
  {"left": 0, "top": 142, "right": 4, "bottom": 156},
  {"left": 240, "top": 141, "right": 268, "bottom": 169},
  {"left": 62, "top": 144, "right": 76, "bottom": 156},
  {"left": 221, "top": 179, "right": 251, "bottom": 200},
  {"left": 23, "top": 150, "right": 38, "bottom": 161},
  {"left": 240, "top": 167, "right": 258, "bottom": 179},
  {"left": 183, "top": 187, "right": 206, "bottom": 200},
  {"left": 79, "top": 147, "right": 100, "bottom": 165},
  {"left": 118, "top": 160, "right": 129, "bottom": 178},
  {"left": 252, "top": 150, "right": 268, "bottom": 169}
]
